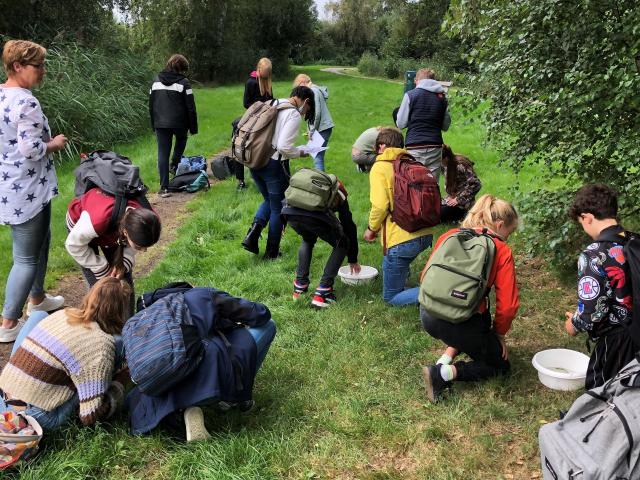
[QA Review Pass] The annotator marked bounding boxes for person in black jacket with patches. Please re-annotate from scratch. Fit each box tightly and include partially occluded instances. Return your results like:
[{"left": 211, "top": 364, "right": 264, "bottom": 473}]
[
  {"left": 149, "top": 54, "right": 198, "bottom": 198},
  {"left": 282, "top": 180, "right": 360, "bottom": 308}
]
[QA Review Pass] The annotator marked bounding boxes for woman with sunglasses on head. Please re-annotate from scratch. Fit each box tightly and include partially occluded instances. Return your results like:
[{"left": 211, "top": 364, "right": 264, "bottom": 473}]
[{"left": 0, "top": 40, "right": 68, "bottom": 343}]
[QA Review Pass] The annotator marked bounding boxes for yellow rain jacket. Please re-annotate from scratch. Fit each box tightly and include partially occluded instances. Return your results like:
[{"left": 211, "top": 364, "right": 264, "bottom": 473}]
[{"left": 367, "top": 147, "right": 433, "bottom": 251}]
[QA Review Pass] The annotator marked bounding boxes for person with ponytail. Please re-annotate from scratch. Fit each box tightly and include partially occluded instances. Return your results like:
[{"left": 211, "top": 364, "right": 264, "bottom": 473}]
[
  {"left": 420, "top": 194, "right": 520, "bottom": 403},
  {"left": 0, "top": 277, "right": 131, "bottom": 431},
  {"left": 65, "top": 188, "right": 161, "bottom": 313},
  {"left": 440, "top": 145, "right": 482, "bottom": 223}
]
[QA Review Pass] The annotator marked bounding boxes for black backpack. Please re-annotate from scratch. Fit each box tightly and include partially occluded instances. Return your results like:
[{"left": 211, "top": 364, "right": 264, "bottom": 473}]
[
  {"left": 74, "top": 150, "right": 151, "bottom": 230},
  {"left": 597, "top": 229, "right": 640, "bottom": 349}
]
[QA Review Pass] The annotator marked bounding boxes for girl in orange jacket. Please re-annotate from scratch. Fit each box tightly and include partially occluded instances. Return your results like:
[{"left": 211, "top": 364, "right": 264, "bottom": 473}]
[{"left": 421, "top": 194, "right": 520, "bottom": 403}]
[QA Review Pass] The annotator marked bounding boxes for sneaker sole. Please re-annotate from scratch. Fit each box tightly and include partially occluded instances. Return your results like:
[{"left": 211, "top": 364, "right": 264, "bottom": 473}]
[
  {"left": 422, "top": 366, "right": 437, "bottom": 404},
  {"left": 311, "top": 299, "right": 334, "bottom": 308},
  {"left": 184, "top": 407, "right": 211, "bottom": 442}
]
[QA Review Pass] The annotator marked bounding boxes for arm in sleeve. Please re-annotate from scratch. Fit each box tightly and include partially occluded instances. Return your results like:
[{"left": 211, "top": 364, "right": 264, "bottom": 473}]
[
  {"left": 338, "top": 200, "right": 359, "bottom": 263},
  {"left": 395, "top": 94, "right": 411, "bottom": 129},
  {"left": 274, "top": 111, "right": 302, "bottom": 159},
  {"left": 17, "top": 99, "right": 47, "bottom": 160},
  {"left": 122, "top": 246, "right": 136, "bottom": 274},
  {"left": 367, "top": 165, "right": 390, "bottom": 232},
  {"left": 243, "top": 80, "right": 255, "bottom": 109},
  {"left": 312, "top": 91, "right": 323, "bottom": 133},
  {"left": 184, "top": 80, "right": 198, "bottom": 135},
  {"left": 72, "top": 346, "right": 116, "bottom": 426},
  {"left": 149, "top": 88, "right": 155, "bottom": 130},
  {"left": 492, "top": 247, "right": 520, "bottom": 335},
  {"left": 455, "top": 166, "right": 482, "bottom": 208},
  {"left": 65, "top": 211, "right": 110, "bottom": 277},
  {"left": 442, "top": 100, "right": 451, "bottom": 131},
  {"left": 571, "top": 252, "right": 609, "bottom": 333}
]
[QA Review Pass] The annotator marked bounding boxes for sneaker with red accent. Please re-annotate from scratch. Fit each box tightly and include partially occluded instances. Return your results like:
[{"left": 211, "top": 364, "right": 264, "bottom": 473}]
[
  {"left": 311, "top": 287, "right": 336, "bottom": 308},
  {"left": 292, "top": 281, "right": 309, "bottom": 301}
]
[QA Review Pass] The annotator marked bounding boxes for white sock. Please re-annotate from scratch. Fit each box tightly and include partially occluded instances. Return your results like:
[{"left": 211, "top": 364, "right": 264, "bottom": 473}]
[
  {"left": 436, "top": 353, "right": 453, "bottom": 365},
  {"left": 440, "top": 364, "right": 455, "bottom": 382}
]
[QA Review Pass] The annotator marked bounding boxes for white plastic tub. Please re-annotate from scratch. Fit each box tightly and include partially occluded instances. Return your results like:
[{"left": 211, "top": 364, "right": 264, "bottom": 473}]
[
  {"left": 338, "top": 265, "right": 378, "bottom": 286},
  {"left": 532, "top": 349, "right": 590, "bottom": 391}
]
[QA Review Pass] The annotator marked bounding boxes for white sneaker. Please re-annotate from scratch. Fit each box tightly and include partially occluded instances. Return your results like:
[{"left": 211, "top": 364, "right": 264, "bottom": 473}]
[
  {"left": 184, "top": 406, "right": 211, "bottom": 442},
  {"left": 0, "top": 319, "right": 25, "bottom": 343},
  {"left": 26, "top": 293, "right": 65, "bottom": 315}
]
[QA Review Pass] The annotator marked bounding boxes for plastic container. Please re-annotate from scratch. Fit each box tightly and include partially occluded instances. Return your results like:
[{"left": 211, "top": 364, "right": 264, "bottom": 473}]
[
  {"left": 531, "top": 349, "right": 590, "bottom": 391},
  {"left": 338, "top": 265, "right": 378, "bottom": 286}
]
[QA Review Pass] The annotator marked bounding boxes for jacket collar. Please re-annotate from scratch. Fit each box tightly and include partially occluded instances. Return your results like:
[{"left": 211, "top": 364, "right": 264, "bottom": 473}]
[{"left": 375, "top": 147, "right": 407, "bottom": 162}]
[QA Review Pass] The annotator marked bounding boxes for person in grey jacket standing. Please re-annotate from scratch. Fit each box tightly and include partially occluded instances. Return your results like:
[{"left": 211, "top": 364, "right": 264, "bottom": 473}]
[
  {"left": 293, "top": 74, "right": 334, "bottom": 171},
  {"left": 149, "top": 54, "right": 198, "bottom": 197},
  {"left": 395, "top": 68, "right": 450, "bottom": 181}
]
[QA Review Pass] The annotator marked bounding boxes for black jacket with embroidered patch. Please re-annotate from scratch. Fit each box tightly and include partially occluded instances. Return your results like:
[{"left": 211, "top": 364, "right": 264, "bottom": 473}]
[{"left": 572, "top": 225, "right": 632, "bottom": 339}]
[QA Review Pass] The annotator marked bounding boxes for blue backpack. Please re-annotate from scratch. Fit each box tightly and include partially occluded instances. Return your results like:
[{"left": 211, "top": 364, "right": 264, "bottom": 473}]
[
  {"left": 123, "top": 292, "right": 204, "bottom": 396},
  {"left": 175, "top": 155, "right": 207, "bottom": 176}
]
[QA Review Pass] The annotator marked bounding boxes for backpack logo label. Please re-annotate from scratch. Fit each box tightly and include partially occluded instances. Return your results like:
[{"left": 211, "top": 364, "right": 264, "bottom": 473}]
[
  {"left": 544, "top": 457, "right": 558, "bottom": 480},
  {"left": 578, "top": 276, "right": 600, "bottom": 300},
  {"left": 451, "top": 290, "right": 468, "bottom": 300}
]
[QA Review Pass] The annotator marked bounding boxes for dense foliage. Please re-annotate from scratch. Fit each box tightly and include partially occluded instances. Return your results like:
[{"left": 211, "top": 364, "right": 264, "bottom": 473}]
[{"left": 452, "top": 0, "right": 640, "bottom": 270}]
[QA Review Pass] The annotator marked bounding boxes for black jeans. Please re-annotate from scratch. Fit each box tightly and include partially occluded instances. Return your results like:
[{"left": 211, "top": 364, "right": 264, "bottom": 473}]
[
  {"left": 156, "top": 128, "right": 188, "bottom": 190},
  {"left": 440, "top": 204, "right": 468, "bottom": 224},
  {"left": 420, "top": 307, "right": 510, "bottom": 381},
  {"left": 586, "top": 328, "right": 636, "bottom": 390},
  {"left": 81, "top": 245, "right": 135, "bottom": 316},
  {"left": 288, "top": 219, "right": 348, "bottom": 288}
]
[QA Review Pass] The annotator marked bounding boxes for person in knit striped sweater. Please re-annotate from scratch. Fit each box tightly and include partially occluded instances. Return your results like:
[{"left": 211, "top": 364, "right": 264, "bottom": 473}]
[{"left": 0, "top": 277, "right": 131, "bottom": 431}]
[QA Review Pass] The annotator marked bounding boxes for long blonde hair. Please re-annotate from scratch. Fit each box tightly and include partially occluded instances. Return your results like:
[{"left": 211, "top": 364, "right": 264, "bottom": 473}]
[
  {"left": 461, "top": 194, "right": 518, "bottom": 233},
  {"left": 293, "top": 73, "right": 311, "bottom": 88},
  {"left": 256, "top": 58, "right": 272, "bottom": 97},
  {"left": 66, "top": 277, "right": 131, "bottom": 335}
]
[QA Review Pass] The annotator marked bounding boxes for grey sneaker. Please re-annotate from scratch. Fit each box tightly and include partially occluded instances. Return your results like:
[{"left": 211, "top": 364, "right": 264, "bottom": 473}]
[
  {"left": 184, "top": 406, "right": 211, "bottom": 442},
  {"left": 159, "top": 189, "right": 172, "bottom": 198}
]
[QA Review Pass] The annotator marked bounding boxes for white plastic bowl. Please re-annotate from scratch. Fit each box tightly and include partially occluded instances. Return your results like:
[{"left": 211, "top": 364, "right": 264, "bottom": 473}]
[
  {"left": 338, "top": 265, "right": 379, "bottom": 286},
  {"left": 532, "top": 348, "right": 590, "bottom": 391}
]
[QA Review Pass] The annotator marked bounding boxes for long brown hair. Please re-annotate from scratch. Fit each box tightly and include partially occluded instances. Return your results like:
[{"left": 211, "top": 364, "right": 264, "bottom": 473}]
[
  {"left": 111, "top": 208, "right": 161, "bottom": 276},
  {"left": 66, "top": 277, "right": 132, "bottom": 334},
  {"left": 442, "top": 144, "right": 476, "bottom": 197}
]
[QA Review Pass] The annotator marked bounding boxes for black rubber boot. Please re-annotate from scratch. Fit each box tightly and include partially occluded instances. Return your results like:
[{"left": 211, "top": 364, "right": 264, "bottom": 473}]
[
  {"left": 241, "top": 222, "right": 263, "bottom": 255},
  {"left": 263, "top": 238, "right": 282, "bottom": 260}
]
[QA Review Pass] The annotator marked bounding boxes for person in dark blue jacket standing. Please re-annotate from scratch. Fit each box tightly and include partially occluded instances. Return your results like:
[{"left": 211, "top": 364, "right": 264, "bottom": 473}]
[{"left": 149, "top": 54, "right": 198, "bottom": 198}]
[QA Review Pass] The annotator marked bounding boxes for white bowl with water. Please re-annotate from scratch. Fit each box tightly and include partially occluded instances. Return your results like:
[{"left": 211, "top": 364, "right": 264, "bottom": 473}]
[
  {"left": 338, "top": 265, "right": 378, "bottom": 286},
  {"left": 532, "top": 348, "right": 590, "bottom": 391}
]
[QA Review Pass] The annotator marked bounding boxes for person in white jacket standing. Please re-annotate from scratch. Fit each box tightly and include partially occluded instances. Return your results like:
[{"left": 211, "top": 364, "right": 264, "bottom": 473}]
[{"left": 241, "top": 85, "right": 314, "bottom": 259}]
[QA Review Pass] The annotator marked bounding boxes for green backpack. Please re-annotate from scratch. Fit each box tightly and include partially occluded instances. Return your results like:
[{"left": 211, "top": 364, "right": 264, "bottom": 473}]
[
  {"left": 285, "top": 168, "right": 339, "bottom": 211},
  {"left": 419, "top": 229, "right": 497, "bottom": 323}
]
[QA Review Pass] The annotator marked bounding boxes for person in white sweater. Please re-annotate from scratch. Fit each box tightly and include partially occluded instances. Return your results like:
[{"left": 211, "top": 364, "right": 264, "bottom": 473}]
[{"left": 241, "top": 85, "right": 314, "bottom": 259}]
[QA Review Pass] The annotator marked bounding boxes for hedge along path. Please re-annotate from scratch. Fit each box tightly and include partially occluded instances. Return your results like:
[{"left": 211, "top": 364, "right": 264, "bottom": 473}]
[{"left": 0, "top": 151, "right": 229, "bottom": 367}]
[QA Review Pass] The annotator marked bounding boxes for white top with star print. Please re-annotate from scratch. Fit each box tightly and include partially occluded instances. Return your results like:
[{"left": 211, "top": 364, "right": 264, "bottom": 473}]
[{"left": 0, "top": 86, "right": 58, "bottom": 225}]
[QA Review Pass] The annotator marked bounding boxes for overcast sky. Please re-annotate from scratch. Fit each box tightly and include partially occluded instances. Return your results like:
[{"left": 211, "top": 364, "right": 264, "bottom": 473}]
[{"left": 314, "top": 0, "right": 332, "bottom": 20}]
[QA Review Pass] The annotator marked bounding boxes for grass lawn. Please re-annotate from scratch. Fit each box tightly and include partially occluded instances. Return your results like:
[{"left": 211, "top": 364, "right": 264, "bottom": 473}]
[{"left": 0, "top": 66, "right": 586, "bottom": 479}]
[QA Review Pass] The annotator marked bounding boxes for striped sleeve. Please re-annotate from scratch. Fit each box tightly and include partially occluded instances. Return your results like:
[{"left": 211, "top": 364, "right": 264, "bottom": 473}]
[
  {"left": 65, "top": 211, "right": 110, "bottom": 276},
  {"left": 70, "top": 346, "right": 116, "bottom": 425}
]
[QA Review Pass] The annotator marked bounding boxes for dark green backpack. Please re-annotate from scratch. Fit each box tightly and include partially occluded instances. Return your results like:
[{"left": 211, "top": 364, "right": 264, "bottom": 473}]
[
  {"left": 285, "top": 168, "right": 339, "bottom": 211},
  {"left": 419, "top": 228, "right": 496, "bottom": 323}
]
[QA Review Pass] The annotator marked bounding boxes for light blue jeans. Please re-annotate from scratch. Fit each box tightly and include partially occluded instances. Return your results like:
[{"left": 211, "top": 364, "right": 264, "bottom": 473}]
[
  {"left": 1, "top": 311, "right": 124, "bottom": 431},
  {"left": 382, "top": 235, "right": 432, "bottom": 306},
  {"left": 313, "top": 128, "right": 332, "bottom": 171},
  {"left": 2, "top": 202, "right": 51, "bottom": 320},
  {"left": 248, "top": 319, "right": 277, "bottom": 371}
]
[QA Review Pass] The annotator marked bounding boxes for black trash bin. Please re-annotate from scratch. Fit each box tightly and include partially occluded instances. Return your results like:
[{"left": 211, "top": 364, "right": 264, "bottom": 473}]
[{"left": 404, "top": 70, "right": 416, "bottom": 93}]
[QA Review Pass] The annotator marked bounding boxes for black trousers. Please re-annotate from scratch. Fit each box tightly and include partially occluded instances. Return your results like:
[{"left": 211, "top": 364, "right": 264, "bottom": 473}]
[
  {"left": 440, "top": 204, "right": 468, "bottom": 224},
  {"left": 156, "top": 128, "right": 188, "bottom": 190},
  {"left": 288, "top": 219, "right": 348, "bottom": 288},
  {"left": 586, "top": 328, "right": 636, "bottom": 390},
  {"left": 420, "top": 307, "right": 510, "bottom": 381}
]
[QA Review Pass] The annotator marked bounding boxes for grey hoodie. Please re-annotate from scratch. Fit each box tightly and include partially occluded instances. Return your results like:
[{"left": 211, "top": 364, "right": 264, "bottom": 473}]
[
  {"left": 310, "top": 85, "right": 334, "bottom": 133},
  {"left": 396, "top": 79, "right": 451, "bottom": 132}
]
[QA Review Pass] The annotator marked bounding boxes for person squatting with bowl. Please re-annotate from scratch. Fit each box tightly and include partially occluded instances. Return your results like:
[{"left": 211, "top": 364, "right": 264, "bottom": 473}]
[{"left": 564, "top": 184, "right": 635, "bottom": 390}]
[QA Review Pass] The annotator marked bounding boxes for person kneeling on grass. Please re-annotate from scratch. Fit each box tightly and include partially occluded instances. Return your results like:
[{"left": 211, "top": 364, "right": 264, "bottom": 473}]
[
  {"left": 282, "top": 179, "right": 360, "bottom": 308},
  {"left": 421, "top": 195, "right": 520, "bottom": 403},
  {"left": 0, "top": 277, "right": 130, "bottom": 431},
  {"left": 564, "top": 184, "right": 636, "bottom": 390},
  {"left": 440, "top": 145, "right": 482, "bottom": 224}
]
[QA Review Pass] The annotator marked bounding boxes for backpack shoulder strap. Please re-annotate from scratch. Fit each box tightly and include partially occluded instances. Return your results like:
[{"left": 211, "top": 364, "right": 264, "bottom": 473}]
[{"left": 109, "top": 194, "right": 127, "bottom": 232}]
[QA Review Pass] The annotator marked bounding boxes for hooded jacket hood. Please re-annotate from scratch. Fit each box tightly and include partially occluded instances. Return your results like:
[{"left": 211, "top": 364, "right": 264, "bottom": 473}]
[
  {"left": 158, "top": 71, "right": 186, "bottom": 86},
  {"left": 416, "top": 78, "right": 445, "bottom": 93},
  {"left": 313, "top": 85, "right": 329, "bottom": 99},
  {"left": 375, "top": 147, "right": 407, "bottom": 163}
]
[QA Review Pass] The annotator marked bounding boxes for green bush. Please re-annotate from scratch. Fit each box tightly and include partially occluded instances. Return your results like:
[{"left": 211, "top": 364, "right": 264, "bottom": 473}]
[
  {"left": 357, "top": 52, "right": 385, "bottom": 78},
  {"left": 34, "top": 41, "right": 155, "bottom": 154}
]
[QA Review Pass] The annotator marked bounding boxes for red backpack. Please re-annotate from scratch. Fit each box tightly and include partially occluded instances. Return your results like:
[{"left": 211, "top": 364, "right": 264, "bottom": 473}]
[{"left": 391, "top": 152, "right": 441, "bottom": 232}]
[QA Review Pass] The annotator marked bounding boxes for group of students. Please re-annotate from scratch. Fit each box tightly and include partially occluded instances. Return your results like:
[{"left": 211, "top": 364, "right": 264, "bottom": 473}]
[{"left": 0, "top": 40, "right": 635, "bottom": 452}]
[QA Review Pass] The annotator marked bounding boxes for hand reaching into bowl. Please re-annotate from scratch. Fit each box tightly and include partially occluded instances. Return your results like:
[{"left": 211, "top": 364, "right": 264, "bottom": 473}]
[{"left": 349, "top": 263, "right": 361, "bottom": 275}]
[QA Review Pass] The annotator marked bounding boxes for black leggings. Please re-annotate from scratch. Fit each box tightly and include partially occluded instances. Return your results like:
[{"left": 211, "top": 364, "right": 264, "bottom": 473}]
[
  {"left": 421, "top": 307, "right": 510, "bottom": 381},
  {"left": 156, "top": 128, "right": 188, "bottom": 190},
  {"left": 440, "top": 204, "right": 468, "bottom": 224}
]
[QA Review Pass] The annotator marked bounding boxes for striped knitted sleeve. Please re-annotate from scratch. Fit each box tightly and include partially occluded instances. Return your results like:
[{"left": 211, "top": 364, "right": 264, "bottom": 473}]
[{"left": 69, "top": 345, "right": 116, "bottom": 426}]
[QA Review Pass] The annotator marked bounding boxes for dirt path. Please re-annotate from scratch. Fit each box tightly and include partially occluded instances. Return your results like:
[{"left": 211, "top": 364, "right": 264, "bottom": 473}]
[
  {"left": 0, "top": 151, "right": 231, "bottom": 366},
  {"left": 320, "top": 67, "right": 403, "bottom": 85}
]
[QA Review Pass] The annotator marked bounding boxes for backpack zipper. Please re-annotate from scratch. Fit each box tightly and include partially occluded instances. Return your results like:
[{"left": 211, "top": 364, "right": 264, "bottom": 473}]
[{"left": 431, "top": 263, "right": 484, "bottom": 284}]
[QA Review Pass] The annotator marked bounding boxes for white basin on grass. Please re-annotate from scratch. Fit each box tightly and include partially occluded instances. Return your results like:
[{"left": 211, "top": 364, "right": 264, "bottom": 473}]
[
  {"left": 338, "top": 265, "right": 378, "bottom": 286},
  {"left": 532, "top": 348, "right": 589, "bottom": 391}
]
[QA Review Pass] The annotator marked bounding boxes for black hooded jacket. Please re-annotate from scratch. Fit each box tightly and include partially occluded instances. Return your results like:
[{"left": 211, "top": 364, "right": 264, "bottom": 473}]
[{"left": 149, "top": 71, "right": 198, "bottom": 134}]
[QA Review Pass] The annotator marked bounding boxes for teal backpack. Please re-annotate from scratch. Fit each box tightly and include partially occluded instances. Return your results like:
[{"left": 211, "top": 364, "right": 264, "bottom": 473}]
[
  {"left": 285, "top": 168, "right": 339, "bottom": 211},
  {"left": 419, "top": 229, "right": 497, "bottom": 323}
]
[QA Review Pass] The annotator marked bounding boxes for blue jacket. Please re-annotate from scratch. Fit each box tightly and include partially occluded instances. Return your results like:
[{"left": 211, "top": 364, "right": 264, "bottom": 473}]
[{"left": 126, "top": 287, "right": 270, "bottom": 435}]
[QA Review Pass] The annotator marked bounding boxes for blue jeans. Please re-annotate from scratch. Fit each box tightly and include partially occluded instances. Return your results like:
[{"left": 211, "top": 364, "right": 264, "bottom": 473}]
[
  {"left": 2, "top": 202, "right": 51, "bottom": 320},
  {"left": 2, "top": 311, "right": 124, "bottom": 431},
  {"left": 382, "top": 235, "right": 432, "bottom": 306},
  {"left": 313, "top": 128, "right": 332, "bottom": 171},
  {"left": 247, "top": 319, "right": 277, "bottom": 371},
  {"left": 250, "top": 159, "right": 289, "bottom": 248}
]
